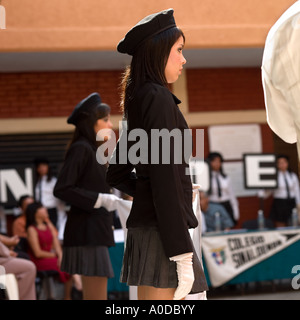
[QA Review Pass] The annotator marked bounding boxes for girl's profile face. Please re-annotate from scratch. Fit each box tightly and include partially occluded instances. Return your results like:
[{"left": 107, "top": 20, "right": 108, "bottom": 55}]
[{"left": 165, "top": 36, "right": 186, "bottom": 84}]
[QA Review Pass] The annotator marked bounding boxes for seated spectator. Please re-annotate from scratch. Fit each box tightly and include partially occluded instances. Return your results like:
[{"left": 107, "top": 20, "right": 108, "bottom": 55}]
[
  {"left": 12, "top": 195, "right": 34, "bottom": 238},
  {"left": 11, "top": 195, "right": 34, "bottom": 258},
  {"left": 34, "top": 158, "right": 68, "bottom": 239},
  {"left": 200, "top": 191, "right": 234, "bottom": 232},
  {"left": 0, "top": 233, "right": 19, "bottom": 250},
  {"left": 0, "top": 240, "right": 36, "bottom": 300},
  {"left": 0, "top": 233, "right": 30, "bottom": 260},
  {"left": 25, "top": 202, "right": 72, "bottom": 300}
]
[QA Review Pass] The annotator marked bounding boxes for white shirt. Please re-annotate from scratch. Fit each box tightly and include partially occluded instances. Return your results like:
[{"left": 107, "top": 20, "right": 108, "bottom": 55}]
[
  {"left": 35, "top": 176, "right": 58, "bottom": 208},
  {"left": 262, "top": 1, "right": 300, "bottom": 155},
  {"left": 260, "top": 170, "right": 300, "bottom": 205},
  {"left": 209, "top": 171, "right": 239, "bottom": 220}
]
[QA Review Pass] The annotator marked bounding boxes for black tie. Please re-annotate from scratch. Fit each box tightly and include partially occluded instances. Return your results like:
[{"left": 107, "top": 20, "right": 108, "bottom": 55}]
[
  {"left": 192, "top": 167, "right": 196, "bottom": 184},
  {"left": 38, "top": 180, "right": 42, "bottom": 203},
  {"left": 284, "top": 173, "right": 291, "bottom": 199},
  {"left": 216, "top": 174, "right": 222, "bottom": 198}
]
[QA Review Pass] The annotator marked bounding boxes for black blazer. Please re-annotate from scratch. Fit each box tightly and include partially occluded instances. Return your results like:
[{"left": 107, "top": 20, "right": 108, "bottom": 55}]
[
  {"left": 54, "top": 137, "right": 115, "bottom": 247},
  {"left": 106, "top": 82, "right": 197, "bottom": 257}
]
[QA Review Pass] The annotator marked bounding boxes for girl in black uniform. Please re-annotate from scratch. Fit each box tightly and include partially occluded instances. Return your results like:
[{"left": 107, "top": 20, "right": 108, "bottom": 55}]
[
  {"left": 54, "top": 93, "right": 120, "bottom": 300},
  {"left": 107, "top": 9, "right": 208, "bottom": 300}
]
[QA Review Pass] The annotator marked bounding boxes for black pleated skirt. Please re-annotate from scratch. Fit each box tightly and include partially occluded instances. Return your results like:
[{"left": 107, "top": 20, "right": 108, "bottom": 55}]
[
  {"left": 61, "top": 245, "right": 114, "bottom": 278},
  {"left": 269, "top": 198, "right": 296, "bottom": 223},
  {"left": 120, "top": 227, "right": 208, "bottom": 293}
]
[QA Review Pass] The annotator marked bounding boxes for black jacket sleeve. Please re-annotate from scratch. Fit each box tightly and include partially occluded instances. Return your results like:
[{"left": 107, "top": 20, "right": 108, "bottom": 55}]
[
  {"left": 54, "top": 142, "right": 99, "bottom": 211},
  {"left": 106, "top": 123, "right": 137, "bottom": 197}
]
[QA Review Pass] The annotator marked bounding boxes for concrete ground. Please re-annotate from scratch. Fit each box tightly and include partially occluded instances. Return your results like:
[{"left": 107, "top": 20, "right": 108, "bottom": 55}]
[{"left": 43, "top": 278, "right": 300, "bottom": 300}]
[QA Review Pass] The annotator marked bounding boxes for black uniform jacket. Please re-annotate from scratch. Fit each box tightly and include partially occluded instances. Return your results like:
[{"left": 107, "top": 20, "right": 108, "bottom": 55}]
[
  {"left": 54, "top": 137, "right": 115, "bottom": 247},
  {"left": 106, "top": 81, "right": 198, "bottom": 257}
]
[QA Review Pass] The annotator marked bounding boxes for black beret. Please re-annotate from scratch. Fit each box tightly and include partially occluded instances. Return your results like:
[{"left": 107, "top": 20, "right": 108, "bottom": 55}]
[
  {"left": 67, "top": 92, "right": 102, "bottom": 125},
  {"left": 117, "top": 8, "right": 177, "bottom": 55}
]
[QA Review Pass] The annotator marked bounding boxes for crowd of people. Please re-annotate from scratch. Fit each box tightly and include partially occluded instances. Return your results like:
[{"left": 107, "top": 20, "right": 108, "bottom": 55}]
[
  {"left": 199, "top": 152, "right": 300, "bottom": 233},
  {"left": 0, "top": 159, "right": 84, "bottom": 300}
]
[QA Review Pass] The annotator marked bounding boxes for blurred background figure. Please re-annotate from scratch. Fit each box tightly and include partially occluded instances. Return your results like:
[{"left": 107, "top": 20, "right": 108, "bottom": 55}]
[
  {"left": 0, "top": 239, "right": 37, "bottom": 300},
  {"left": 258, "top": 154, "right": 300, "bottom": 228},
  {"left": 11, "top": 195, "right": 35, "bottom": 259},
  {"left": 12, "top": 195, "right": 34, "bottom": 239},
  {"left": 262, "top": 1, "right": 300, "bottom": 161},
  {"left": 34, "top": 158, "right": 67, "bottom": 240},
  {"left": 206, "top": 152, "right": 239, "bottom": 226}
]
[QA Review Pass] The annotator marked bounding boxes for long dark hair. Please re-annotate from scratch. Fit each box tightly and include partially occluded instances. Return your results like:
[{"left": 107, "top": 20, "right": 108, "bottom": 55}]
[
  {"left": 67, "top": 103, "right": 110, "bottom": 152},
  {"left": 25, "top": 201, "right": 43, "bottom": 229},
  {"left": 34, "top": 159, "right": 54, "bottom": 183},
  {"left": 207, "top": 152, "right": 227, "bottom": 178},
  {"left": 120, "top": 27, "right": 185, "bottom": 119}
]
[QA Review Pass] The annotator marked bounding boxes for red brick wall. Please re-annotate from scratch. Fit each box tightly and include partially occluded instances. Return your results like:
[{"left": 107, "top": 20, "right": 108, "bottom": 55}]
[
  {"left": 0, "top": 70, "right": 124, "bottom": 118},
  {"left": 186, "top": 67, "right": 265, "bottom": 112},
  {"left": 0, "top": 67, "right": 265, "bottom": 117}
]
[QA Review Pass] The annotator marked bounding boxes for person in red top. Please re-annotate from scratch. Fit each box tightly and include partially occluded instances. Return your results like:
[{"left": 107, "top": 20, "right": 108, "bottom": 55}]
[{"left": 25, "top": 202, "right": 72, "bottom": 299}]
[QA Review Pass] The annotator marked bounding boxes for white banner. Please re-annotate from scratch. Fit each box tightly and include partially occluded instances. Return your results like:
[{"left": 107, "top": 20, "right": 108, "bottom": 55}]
[{"left": 202, "top": 228, "right": 300, "bottom": 287}]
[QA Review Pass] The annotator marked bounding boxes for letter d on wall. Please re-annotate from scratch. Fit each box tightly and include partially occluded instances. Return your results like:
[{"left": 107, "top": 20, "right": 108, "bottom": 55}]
[{"left": 243, "top": 153, "right": 277, "bottom": 189}]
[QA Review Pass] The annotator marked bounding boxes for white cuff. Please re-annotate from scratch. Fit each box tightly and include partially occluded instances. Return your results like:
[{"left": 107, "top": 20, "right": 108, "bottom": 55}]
[{"left": 169, "top": 252, "right": 193, "bottom": 262}]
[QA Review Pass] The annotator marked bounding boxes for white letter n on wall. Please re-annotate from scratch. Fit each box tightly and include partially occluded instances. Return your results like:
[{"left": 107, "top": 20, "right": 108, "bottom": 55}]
[{"left": 0, "top": 168, "right": 33, "bottom": 203}]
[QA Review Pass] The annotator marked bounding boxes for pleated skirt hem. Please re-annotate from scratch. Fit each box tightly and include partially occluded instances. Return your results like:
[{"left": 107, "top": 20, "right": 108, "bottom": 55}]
[
  {"left": 61, "top": 245, "right": 114, "bottom": 278},
  {"left": 121, "top": 227, "right": 208, "bottom": 293}
]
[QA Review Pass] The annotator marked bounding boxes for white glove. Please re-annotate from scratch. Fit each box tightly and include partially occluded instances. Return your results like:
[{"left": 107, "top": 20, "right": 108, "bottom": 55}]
[
  {"left": 192, "top": 184, "right": 201, "bottom": 190},
  {"left": 170, "top": 252, "right": 194, "bottom": 300},
  {"left": 94, "top": 193, "right": 120, "bottom": 211},
  {"left": 192, "top": 184, "right": 201, "bottom": 202}
]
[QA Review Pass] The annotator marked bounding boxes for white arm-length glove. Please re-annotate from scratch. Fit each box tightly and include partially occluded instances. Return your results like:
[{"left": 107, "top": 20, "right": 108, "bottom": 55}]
[
  {"left": 94, "top": 193, "right": 120, "bottom": 212},
  {"left": 170, "top": 252, "right": 194, "bottom": 300}
]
